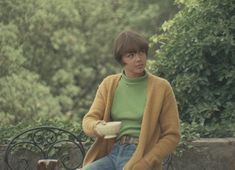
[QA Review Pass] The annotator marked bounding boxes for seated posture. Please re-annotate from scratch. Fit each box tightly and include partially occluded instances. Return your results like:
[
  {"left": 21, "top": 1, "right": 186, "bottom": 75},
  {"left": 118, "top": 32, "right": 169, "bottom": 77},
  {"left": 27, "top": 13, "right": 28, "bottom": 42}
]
[{"left": 82, "top": 30, "right": 180, "bottom": 170}]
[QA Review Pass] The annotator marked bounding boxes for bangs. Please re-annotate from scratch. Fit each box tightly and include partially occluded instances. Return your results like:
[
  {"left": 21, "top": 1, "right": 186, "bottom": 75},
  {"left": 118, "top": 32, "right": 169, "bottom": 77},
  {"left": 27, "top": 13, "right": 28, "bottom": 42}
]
[{"left": 119, "top": 37, "right": 148, "bottom": 55}]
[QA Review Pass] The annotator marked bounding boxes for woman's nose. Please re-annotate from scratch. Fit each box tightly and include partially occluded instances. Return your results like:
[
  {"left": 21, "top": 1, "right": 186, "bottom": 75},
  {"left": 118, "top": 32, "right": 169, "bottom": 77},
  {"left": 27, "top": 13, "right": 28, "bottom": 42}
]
[{"left": 135, "top": 53, "right": 142, "bottom": 60}]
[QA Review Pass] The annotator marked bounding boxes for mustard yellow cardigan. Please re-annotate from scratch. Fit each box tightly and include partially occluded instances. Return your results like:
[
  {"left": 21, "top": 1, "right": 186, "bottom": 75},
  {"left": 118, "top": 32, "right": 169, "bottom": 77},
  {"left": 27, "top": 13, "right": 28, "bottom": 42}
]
[{"left": 82, "top": 73, "right": 180, "bottom": 170}]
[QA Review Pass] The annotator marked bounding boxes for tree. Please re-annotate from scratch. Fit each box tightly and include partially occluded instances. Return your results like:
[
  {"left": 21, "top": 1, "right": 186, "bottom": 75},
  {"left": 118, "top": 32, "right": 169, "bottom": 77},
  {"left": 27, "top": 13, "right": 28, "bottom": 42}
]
[
  {"left": 0, "top": 0, "right": 178, "bottom": 122},
  {"left": 0, "top": 23, "right": 61, "bottom": 125}
]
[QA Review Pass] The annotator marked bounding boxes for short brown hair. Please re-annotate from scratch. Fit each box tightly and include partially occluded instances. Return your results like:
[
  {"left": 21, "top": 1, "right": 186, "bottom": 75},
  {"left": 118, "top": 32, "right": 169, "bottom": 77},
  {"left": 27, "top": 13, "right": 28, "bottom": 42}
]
[{"left": 113, "top": 30, "right": 149, "bottom": 64}]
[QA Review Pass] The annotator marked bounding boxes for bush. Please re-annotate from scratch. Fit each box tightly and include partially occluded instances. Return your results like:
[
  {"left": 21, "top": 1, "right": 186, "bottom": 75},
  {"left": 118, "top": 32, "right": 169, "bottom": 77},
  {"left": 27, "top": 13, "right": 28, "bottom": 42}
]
[
  {"left": 0, "top": 71, "right": 61, "bottom": 123},
  {"left": 149, "top": 0, "right": 235, "bottom": 137},
  {"left": 0, "top": 115, "right": 82, "bottom": 144}
]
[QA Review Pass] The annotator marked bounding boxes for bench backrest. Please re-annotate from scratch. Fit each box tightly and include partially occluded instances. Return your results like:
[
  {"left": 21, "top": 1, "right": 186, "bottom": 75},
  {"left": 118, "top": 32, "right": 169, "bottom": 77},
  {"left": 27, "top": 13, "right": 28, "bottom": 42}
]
[{"left": 4, "top": 126, "right": 89, "bottom": 170}]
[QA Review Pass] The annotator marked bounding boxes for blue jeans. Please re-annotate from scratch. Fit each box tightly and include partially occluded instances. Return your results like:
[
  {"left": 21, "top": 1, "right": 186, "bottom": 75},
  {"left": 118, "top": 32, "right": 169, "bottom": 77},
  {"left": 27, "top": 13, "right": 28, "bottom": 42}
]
[{"left": 82, "top": 143, "right": 137, "bottom": 170}]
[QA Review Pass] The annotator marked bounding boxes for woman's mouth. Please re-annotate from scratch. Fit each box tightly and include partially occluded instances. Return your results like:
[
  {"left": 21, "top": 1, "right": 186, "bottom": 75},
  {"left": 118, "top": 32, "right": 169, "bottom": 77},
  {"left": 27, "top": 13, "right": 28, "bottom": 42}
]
[{"left": 136, "top": 64, "right": 144, "bottom": 69}]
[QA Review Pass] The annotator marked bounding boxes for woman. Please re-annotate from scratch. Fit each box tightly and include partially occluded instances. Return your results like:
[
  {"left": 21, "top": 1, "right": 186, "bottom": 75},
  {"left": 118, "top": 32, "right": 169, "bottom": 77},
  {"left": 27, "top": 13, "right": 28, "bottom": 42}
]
[{"left": 82, "top": 30, "right": 180, "bottom": 170}]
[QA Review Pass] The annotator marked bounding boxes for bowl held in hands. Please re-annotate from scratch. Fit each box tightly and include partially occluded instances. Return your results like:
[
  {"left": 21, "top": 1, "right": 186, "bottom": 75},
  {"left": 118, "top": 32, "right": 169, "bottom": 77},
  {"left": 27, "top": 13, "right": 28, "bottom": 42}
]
[{"left": 98, "top": 121, "right": 122, "bottom": 139}]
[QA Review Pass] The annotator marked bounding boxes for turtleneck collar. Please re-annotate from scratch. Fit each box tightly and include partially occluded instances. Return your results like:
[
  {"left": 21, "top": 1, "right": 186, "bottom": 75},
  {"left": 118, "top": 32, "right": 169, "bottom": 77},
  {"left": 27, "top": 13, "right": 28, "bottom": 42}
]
[{"left": 121, "top": 70, "right": 148, "bottom": 85}]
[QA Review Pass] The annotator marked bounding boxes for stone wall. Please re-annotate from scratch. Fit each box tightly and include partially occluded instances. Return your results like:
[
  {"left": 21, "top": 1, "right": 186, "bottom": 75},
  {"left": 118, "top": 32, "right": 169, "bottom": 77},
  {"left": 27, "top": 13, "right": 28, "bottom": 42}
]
[
  {"left": 171, "top": 138, "right": 235, "bottom": 170},
  {"left": 1, "top": 138, "right": 235, "bottom": 170}
]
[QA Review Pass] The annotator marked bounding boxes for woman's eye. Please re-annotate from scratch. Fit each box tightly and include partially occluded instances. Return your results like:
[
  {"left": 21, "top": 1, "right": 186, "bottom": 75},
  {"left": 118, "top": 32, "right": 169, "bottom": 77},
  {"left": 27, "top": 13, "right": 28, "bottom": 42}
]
[
  {"left": 139, "top": 51, "right": 145, "bottom": 55},
  {"left": 127, "top": 53, "right": 135, "bottom": 58}
]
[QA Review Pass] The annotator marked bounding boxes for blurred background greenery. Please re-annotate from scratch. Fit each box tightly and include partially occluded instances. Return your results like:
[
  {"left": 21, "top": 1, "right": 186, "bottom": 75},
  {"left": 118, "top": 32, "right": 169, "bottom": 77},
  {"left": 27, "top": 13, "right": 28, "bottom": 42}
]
[{"left": 0, "top": 0, "right": 234, "bottom": 145}]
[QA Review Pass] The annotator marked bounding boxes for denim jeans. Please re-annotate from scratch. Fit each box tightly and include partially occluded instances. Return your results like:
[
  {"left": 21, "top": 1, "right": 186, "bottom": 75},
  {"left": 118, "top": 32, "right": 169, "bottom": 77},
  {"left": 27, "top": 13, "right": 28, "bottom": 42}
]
[{"left": 81, "top": 143, "right": 137, "bottom": 170}]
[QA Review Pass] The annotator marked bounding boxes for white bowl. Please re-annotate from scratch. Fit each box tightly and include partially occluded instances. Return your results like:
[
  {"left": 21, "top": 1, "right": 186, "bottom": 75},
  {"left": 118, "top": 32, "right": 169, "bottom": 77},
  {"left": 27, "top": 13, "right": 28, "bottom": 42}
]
[{"left": 99, "top": 121, "right": 122, "bottom": 139}]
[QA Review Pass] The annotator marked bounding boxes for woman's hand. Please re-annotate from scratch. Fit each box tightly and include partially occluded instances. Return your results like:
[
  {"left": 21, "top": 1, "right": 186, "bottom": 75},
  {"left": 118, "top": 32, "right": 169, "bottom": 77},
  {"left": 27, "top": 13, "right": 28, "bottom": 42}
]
[
  {"left": 94, "top": 120, "right": 106, "bottom": 137},
  {"left": 132, "top": 158, "right": 151, "bottom": 170}
]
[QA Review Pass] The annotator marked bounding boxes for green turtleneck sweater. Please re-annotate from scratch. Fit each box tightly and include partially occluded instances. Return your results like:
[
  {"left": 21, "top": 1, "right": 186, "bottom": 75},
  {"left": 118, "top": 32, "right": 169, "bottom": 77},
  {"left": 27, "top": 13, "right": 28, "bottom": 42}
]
[{"left": 111, "top": 71, "right": 148, "bottom": 139}]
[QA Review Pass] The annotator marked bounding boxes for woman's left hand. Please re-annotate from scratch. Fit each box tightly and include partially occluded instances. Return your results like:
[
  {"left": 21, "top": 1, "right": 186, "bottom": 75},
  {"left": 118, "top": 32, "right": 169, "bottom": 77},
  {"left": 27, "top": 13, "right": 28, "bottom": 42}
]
[{"left": 132, "top": 158, "right": 151, "bottom": 170}]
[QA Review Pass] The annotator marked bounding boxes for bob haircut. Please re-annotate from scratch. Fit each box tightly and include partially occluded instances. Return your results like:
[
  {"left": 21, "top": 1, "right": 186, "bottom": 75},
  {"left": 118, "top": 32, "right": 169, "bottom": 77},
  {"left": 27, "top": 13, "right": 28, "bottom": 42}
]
[{"left": 113, "top": 30, "right": 149, "bottom": 65}]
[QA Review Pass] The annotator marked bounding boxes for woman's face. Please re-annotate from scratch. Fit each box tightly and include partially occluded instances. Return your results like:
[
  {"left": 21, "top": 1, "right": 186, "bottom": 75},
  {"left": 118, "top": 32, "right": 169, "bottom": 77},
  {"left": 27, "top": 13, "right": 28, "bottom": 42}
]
[{"left": 122, "top": 51, "right": 147, "bottom": 78}]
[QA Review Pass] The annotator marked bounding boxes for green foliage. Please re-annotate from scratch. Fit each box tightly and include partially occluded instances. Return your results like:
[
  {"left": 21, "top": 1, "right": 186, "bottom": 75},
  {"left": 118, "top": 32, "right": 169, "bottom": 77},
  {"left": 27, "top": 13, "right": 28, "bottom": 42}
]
[
  {"left": 176, "top": 121, "right": 200, "bottom": 156},
  {"left": 1, "top": 0, "right": 233, "bottom": 156},
  {"left": 0, "top": 0, "right": 177, "bottom": 117},
  {"left": 149, "top": 0, "right": 235, "bottom": 137},
  {"left": 0, "top": 71, "right": 61, "bottom": 123},
  {"left": 0, "top": 23, "right": 25, "bottom": 77},
  {"left": 0, "top": 116, "right": 82, "bottom": 144},
  {"left": 0, "top": 0, "right": 178, "bottom": 143}
]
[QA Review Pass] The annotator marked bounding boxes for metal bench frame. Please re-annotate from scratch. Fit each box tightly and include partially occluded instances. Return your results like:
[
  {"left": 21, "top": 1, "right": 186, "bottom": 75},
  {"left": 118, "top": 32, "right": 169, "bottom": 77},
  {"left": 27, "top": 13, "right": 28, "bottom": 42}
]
[{"left": 4, "top": 126, "right": 89, "bottom": 170}]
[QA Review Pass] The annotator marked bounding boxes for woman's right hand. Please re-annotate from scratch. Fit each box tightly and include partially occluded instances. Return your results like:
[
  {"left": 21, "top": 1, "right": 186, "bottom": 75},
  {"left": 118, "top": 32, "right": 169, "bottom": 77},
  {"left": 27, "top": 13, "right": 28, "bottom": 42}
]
[{"left": 94, "top": 121, "right": 107, "bottom": 137}]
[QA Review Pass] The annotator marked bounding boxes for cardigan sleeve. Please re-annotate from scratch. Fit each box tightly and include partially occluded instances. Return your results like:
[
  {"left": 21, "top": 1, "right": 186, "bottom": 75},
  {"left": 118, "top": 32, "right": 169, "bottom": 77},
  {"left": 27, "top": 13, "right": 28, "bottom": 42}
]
[
  {"left": 82, "top": 81, "right": 107, "bottom": 137},
  {"left": 144, "top": 80, "right": 180, "bottom": 166}
]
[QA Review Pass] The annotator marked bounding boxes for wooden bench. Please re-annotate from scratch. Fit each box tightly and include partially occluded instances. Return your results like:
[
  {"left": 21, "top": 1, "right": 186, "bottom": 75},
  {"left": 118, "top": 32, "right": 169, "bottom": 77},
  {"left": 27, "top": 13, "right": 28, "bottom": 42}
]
[{"left": 4, "top": 126, "right": 173, "bottom": 170}]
